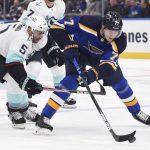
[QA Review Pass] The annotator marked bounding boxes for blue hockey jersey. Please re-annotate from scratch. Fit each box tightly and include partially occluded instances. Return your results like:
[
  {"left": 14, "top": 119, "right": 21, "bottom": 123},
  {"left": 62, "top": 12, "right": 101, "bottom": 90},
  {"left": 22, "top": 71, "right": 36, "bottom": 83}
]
[{"left": 51, "top": 15, "right": 127, "bottom": 60}]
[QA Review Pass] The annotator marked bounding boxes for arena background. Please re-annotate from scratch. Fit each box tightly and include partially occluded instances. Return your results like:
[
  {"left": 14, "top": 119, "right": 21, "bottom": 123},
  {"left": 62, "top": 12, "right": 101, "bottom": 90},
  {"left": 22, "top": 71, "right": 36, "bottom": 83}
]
[
  {"left": 1, "top": 0, "right": 150, "bottom": 59},
  {"left": 1, "top": 1, "right": 150, "bottom": 150}
]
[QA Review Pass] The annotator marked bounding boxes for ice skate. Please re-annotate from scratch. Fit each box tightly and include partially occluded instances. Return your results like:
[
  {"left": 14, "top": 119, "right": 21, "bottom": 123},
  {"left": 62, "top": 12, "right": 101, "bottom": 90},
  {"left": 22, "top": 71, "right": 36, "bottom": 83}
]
[
  {"left": 23, "top": 107, "right": 40, "bottom": 122},
  {"left": 62, "top": 98, "right": 77, "bottom": 109},
  {"left": 34, "top": 116, "right": 53, "bottom": 135},
  {"left": 133, "top": 111, "right": 150, "bottom": 125},
  {"left": 8, "top": 111, "right": 26, "bottom": 129}
]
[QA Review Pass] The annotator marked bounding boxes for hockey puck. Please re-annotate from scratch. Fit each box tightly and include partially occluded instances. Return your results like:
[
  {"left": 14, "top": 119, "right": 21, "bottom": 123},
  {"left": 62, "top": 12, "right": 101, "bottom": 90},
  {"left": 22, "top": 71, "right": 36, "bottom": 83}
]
[{"left": 128, "top": 137, "right": 136, "bottom": 143}]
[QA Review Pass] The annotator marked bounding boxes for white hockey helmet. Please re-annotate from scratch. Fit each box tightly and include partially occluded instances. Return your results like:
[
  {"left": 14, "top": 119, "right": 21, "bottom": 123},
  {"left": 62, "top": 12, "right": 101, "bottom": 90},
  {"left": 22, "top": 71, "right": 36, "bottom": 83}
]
[{"left": 25, "top": 14, "right": 48, "bottom": 33}]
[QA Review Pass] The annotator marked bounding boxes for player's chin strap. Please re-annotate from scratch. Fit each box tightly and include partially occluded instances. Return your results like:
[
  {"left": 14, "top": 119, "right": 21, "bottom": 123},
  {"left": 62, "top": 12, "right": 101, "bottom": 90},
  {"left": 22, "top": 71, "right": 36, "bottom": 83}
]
[{"left": 73, "top": 58, "right": 136, "bottom": 143}]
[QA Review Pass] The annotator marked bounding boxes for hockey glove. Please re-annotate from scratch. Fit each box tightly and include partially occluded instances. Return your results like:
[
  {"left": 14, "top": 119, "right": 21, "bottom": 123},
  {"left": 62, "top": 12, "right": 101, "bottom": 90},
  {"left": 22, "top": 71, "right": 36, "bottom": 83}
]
[
  {"left": 77, "top": 68, "right": 100, "bottom": 87},
  {"left": 19, "top": 78, "right": 43, "bottom": 96},
  {"left": 77, "top": 73, "right": 87, "bottom": 87},
  {"left": 48, "top": 44, "right": 64, "bottom": 67},
  {"left": 42, "top": 33, "right": 65, "bottom": 67}
]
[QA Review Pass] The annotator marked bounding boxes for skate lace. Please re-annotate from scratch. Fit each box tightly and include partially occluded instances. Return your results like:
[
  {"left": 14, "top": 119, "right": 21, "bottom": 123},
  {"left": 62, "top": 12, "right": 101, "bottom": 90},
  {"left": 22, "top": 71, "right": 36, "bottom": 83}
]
[
  {"left": 11, "top": 112, "right": 23, "bottom": 120},
  {"left": 137, "top": 111, "right": 149, "bottom": 122},
  {"left": 23, "top": 108, "right": 37, "bottom": 120}
]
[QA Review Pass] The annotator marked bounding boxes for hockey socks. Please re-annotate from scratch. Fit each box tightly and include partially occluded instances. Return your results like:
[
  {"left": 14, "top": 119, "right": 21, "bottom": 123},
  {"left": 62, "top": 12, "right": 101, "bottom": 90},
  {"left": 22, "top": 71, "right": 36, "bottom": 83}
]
[
  {"left": 41, "top": 92, "right": 67, "bottom": 118},
  {"left": 112, "top": 77, "right": 140, "bottom": 115},
  {"left": 41, "top": 75, "right": 79, "bottom": 118}
]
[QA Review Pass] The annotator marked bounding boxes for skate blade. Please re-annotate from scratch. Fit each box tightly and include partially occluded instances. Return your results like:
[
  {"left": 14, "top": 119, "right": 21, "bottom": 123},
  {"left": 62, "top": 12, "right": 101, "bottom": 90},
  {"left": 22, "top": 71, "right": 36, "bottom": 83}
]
[
  {"left": 33, "top": 127, "right": 52, "bottom": 135},
  {"left": 12, "top": 124, "right": 25, "bottom": 129},
  {"left": 61, "top": 104, "right": 77, "bottom": 109}
]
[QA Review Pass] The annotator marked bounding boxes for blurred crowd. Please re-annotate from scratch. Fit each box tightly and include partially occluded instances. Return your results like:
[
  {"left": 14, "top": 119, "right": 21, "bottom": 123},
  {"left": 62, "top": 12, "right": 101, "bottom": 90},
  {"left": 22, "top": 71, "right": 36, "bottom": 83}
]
[
  {"left": 0, "top": 0, "right": 31, "bottom": 20},
  {"left": 0, "top": 0, "right": 150, "bottom": 20},
  {"left": 65, "top": 0, "right": 150, "bottom": 17}
]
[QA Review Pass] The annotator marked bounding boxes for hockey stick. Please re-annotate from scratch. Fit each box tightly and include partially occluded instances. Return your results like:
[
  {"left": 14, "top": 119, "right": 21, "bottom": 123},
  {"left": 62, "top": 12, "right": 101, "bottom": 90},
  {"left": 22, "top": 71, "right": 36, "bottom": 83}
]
[
  {"left": 42, "top": 86, "right": 106, "bottom": 95},
  {"left": 73, "top": 58, "right": 136, "bottom": 143},
  {"left": 96, "top": 80, "right": 106, "bottom": 95}
]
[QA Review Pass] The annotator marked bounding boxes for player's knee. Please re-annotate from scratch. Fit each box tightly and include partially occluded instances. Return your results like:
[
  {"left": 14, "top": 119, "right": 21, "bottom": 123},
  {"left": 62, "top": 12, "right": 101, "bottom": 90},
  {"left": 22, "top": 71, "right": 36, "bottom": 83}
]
[
  {"left": 99, "top": 63, "right": 116, "bottom": 77},
  {"left": 99, "top": 64, "right": 123, "bottom": 86}
]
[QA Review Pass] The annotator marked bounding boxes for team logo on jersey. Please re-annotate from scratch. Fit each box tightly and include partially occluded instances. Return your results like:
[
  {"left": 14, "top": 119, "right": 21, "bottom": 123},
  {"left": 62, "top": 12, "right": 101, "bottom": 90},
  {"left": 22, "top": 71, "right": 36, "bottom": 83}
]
[
  {"left": 84, "top": 41, "right": 104, "bottom": 55},
  {"left": 45, "top": 16, "right": 58, "bottom": 26}
]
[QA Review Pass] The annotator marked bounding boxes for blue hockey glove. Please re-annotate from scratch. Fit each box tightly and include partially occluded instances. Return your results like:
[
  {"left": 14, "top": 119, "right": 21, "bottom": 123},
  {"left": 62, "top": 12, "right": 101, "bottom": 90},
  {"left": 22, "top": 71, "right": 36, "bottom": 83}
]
[
  {"left": 77, "top": 68, "right": 99, "bottom": 87},
  {"left": 77, "top": 72, "right": 88, "bottom": 87}
]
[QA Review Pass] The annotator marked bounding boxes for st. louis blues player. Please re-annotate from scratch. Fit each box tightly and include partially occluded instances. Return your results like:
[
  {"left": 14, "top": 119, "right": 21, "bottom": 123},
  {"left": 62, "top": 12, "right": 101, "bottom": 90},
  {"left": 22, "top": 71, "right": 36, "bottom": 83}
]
[{"left": 34, "top": 11, "right": 150, "bottom": 134}]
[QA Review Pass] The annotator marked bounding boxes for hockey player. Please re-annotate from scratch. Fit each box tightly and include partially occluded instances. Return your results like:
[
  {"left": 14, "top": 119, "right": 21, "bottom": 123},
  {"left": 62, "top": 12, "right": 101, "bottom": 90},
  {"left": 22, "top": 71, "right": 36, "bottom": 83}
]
[
  {"left": 35, "top": 11, "right": 150, "bottom": 134},
  {"left": 19, "top": 0, "right": 76, "bottom": 108},
  {"left": 0, "top": 14, "right": 48, "bottom": 129}
]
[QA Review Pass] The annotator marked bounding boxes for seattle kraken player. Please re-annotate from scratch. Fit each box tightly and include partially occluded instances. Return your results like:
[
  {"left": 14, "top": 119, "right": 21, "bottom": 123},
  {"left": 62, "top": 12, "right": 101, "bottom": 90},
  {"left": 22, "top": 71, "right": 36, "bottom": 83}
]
[
  {"left": 19, "top": 0, "right": 65, "bottom": 27},
  {"left": 0, "top": 14, "right": 48, "bottom": 129},
  {"left": 34, "top": 11, "right": 150, "bottom": 134},
  {"left": 19, "top": 0, "right": 76, "bottom": 108}
]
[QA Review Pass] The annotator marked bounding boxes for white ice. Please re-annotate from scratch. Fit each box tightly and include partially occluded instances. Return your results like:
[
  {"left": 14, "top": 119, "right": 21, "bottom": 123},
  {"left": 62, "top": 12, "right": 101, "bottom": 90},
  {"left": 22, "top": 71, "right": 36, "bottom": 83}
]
[{"left": 0, "top": 59, "right": 150, "bottom": 150}]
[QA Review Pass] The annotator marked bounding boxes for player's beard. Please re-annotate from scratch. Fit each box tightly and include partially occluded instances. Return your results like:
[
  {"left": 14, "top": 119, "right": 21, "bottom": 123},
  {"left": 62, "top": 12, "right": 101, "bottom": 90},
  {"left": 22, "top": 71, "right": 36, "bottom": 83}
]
[
  {"left": 32, "top": 34, "right": 41, "bottom": 43},
  {"left": 32, "top": 37, "right": 41, "bottom": 43}
]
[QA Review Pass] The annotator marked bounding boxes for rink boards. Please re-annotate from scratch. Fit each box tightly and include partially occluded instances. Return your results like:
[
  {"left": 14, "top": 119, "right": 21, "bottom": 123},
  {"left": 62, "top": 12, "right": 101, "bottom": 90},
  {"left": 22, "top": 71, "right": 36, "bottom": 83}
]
[{"left": 1, "top": 19, "right": 150, "bottom": 59}]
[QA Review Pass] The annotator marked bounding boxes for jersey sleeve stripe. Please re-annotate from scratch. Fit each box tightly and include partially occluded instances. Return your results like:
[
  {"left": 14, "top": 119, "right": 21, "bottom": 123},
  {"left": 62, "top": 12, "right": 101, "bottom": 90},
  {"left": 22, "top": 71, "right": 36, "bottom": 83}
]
[
  {"left": 51, "top": 25, "right": 65, "bottom": 30},
  {"left": 111, "top": 41, "right": 118, "bottom": 53},
  {"left": 79, "top": 23, "right": 97, "bottom": 36}
]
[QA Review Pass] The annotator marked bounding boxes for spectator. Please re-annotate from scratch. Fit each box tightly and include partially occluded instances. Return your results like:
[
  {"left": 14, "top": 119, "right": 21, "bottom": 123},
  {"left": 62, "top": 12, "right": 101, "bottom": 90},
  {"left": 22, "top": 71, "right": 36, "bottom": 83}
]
[
  {"left": 1, "top": 0, "right": 150, "bottom": 19},
  {"left": 128, "top": 0, "right": 142, "bottom": 18},
  {"left": 141, "top": 0, "right": 150, "bottom": 18},
  {"left": 105, "top": 0, "right": 122, "bottom": 13},
  {"left": 5, "top": 0, "right": 31, "bottom": 20},
  {"left": 0, "top": 0, "right": 2, "bottom": 16},
  {"left": 65, "top": 0, "right": 87, "bottom": 14},
  {"left": 65, "top": 0, "right": 76, "bottom": 13},
  {"left": 84, "top": 0, "right": 108, "bottom": 15},
  {"left": 0, "top": 0, "right": 32, "bottom": 20},
  {"left": 79, "top": 0, "right": 87, "bottom": 12},
  {"left": 120, "top": 0, "right": 131, "bottom": 18}
]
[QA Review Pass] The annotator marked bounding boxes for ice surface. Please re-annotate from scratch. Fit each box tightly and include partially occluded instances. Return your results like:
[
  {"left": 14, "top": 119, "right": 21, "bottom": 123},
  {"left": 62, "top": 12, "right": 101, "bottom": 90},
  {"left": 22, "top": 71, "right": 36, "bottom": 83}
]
[{"left": 0, "top": 59, "right": 150, "bottom": 150}]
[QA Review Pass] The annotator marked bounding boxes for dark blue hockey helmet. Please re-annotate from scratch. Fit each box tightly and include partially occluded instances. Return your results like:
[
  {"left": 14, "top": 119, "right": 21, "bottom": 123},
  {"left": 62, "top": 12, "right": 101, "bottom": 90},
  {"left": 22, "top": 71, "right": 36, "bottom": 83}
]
[{"left": 103, "top": 11, "right": 123, "bottom": 31}]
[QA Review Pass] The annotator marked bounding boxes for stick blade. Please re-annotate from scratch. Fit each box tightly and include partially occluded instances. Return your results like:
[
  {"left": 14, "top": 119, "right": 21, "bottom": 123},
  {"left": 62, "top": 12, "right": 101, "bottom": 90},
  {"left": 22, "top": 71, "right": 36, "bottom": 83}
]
[
  {"left": 111, "top": 130, "right": 136, "bottom": 143},
  {"left": 100, "top": 84, "right": 106, "bottom": 95},
  {"left": 96, "top": 81, "right": 106, "bottom": 95}
]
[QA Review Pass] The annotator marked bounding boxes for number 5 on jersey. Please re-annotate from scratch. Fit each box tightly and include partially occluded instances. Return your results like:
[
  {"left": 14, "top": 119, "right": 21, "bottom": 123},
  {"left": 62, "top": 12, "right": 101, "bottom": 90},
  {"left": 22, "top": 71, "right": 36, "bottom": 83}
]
[{"left": 19, "top": 44, "right": 28, "bottom": 55}]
